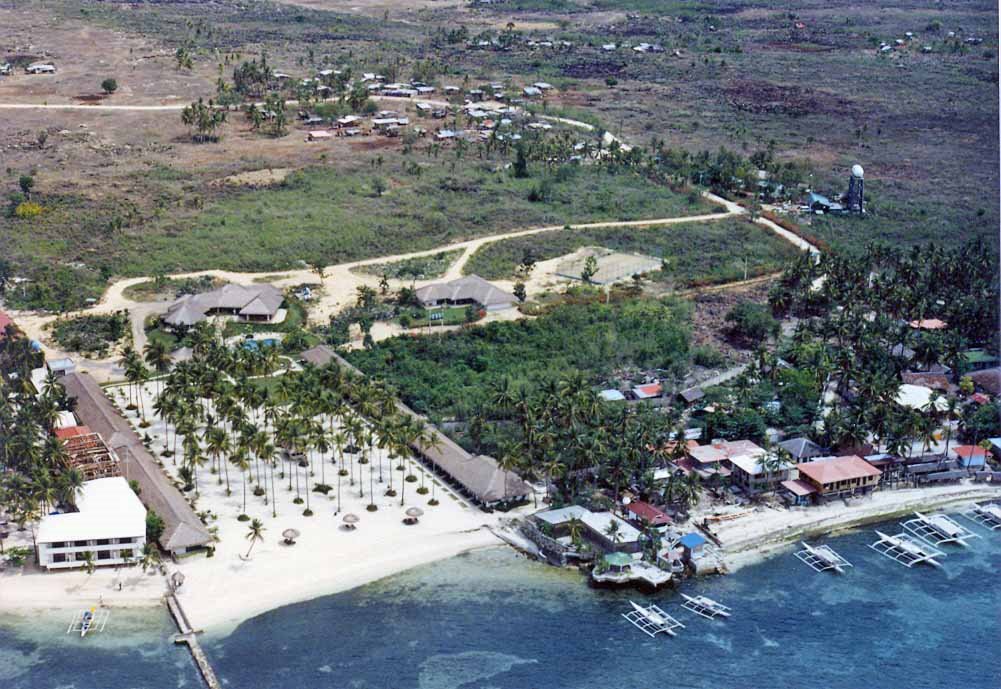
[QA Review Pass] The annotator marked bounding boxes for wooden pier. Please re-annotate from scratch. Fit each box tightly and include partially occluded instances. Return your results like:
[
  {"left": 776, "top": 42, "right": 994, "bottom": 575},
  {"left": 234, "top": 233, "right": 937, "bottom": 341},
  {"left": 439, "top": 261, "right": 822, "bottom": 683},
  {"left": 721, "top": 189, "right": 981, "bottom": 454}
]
[{"left": 167, "top": 595, "right": 221, "bottom": 689}]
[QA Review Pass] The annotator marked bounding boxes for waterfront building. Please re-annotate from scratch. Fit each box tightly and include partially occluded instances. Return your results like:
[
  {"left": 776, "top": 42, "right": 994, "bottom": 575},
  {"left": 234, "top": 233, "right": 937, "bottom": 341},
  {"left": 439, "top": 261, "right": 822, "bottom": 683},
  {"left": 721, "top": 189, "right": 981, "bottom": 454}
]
[
  {"left": 36, "top": 477, "right": 146, "bottom": 570},
  {"left": 794, "top": 455, "right": 882, "bottom": 500}
]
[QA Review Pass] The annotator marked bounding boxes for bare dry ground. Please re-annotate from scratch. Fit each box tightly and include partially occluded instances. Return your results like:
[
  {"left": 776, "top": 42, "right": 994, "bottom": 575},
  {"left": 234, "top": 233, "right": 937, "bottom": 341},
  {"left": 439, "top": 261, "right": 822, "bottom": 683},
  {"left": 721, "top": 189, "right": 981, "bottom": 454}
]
[{"left": 0, "top": 8, "right": 216, "bottom": 104}]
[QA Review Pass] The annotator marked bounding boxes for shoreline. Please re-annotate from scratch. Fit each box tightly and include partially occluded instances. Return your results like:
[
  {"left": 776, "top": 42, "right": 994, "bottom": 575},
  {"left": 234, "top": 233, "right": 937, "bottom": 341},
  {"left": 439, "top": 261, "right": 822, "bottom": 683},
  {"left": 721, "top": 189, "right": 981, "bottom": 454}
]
[
  {"left": 714, "top": 483, "right": 1001, "bottom": 572},
  {"left": 2, "top": 483, "right": 997, "bottom": 638},
  {"left": 181, "top": 526, "right": 504, "bottom": 636}
]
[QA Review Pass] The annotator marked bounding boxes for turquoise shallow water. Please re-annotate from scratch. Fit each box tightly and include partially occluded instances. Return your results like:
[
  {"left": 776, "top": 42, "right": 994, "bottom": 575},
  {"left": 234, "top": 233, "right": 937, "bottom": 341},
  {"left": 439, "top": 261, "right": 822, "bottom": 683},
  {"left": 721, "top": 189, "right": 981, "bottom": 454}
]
[{"left": 3, "top": 518, "right": 1000, "bottom": 689}]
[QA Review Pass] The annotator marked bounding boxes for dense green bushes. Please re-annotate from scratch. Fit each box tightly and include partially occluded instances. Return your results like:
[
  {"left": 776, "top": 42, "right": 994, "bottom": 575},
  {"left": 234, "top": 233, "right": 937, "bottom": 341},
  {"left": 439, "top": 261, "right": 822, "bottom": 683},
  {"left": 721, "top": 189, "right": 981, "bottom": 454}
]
[
  {"left": 346, "top": 298, "right": 691, "bottom": 419},
  {"left": 51, "top": 311, "right": 130, "bottom": 356}
]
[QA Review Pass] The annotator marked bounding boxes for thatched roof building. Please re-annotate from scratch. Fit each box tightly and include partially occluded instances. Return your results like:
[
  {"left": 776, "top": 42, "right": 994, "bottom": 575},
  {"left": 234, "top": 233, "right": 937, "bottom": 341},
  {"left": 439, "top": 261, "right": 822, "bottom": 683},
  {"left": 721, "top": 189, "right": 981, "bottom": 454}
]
[
  {"left": 300, "top": 345, "right": 530, "bottom": 506},
  {"left": 60, "top": 373, "right": 212, "bottom": 554}
]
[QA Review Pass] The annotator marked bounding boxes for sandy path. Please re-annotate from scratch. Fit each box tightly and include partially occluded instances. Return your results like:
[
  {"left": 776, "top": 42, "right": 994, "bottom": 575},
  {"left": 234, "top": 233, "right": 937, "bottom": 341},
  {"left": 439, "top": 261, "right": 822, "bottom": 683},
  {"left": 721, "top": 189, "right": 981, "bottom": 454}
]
[{"left": 8, "top": 188, "right": 820, "bottom": 383}]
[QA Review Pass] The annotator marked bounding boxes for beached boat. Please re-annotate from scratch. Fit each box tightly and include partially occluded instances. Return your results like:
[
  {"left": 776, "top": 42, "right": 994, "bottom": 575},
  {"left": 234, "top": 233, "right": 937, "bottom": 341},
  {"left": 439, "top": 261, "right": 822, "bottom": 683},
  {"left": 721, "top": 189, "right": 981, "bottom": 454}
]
[
  {"left": 963, "top": 502, "right": 1001, "bottom": 531},
  {"left": 80, "top": 609, "right": 95, "bottom": 638}
]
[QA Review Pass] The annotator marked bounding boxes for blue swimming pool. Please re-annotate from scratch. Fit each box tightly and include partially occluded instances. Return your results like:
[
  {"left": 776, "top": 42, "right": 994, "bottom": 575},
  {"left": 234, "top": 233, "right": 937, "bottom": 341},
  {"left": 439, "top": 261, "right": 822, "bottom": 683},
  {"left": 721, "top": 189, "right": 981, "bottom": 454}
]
[{"left": 241, "top": 338, "right": 279, "bottom": 351}]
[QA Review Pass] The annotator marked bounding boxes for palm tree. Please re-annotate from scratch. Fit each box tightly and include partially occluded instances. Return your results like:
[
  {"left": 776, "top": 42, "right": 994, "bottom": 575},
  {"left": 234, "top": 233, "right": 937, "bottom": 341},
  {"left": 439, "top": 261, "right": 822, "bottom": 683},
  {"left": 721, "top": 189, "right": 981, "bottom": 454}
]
[
  {"left": 144, "top": 339, "right": 172, "bottom": 399},
  {"left": 139, "top": 542, "right": 161, "bottom": 573},
  {"left": 234, "top": 448, "right": 251, "bottom": 519},
  {"left": 244, "top": 519, "right": 265, "bottom": 559},
  {"left": 81, "top": 550, "right": 96, "bottom": 576},
  {"left": 603, "top": 520, "right": 623, "bottom": 548},
  {"left": 205, "top": 426, "right": 231, "bottom": 490}
]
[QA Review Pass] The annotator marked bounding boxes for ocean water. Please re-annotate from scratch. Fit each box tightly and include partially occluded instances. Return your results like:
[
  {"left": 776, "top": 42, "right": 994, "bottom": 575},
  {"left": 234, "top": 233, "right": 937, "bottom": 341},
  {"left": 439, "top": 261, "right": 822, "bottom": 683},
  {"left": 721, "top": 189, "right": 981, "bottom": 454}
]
[{"left": 3, "top": 520, "right": 1000, "bottom": 689}]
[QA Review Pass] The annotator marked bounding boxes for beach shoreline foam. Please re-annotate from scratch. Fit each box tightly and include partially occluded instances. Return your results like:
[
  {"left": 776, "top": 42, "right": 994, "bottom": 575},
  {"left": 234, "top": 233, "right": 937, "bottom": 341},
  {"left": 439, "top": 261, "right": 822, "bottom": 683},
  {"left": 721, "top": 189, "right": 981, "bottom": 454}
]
[
  {"left": 2, "top": 482, "right": 998, "bottom": 636},
  {"left": 713, "top": 483, "right": 1001, "bottom": 572}
]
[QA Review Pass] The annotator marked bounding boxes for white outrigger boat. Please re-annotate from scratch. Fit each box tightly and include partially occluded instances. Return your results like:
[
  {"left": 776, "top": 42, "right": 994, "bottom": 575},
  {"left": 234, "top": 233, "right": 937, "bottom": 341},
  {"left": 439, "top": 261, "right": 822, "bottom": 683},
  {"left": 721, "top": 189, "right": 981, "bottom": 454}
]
[
  {"left": 622, "top": 600, "right": 685, "bottom": 638},
  {"left": 902, "top": 512, "right": 979, "bottom": 547},
  {"left": 794, "top": 541, "right": 854, "bottom": 574},
  {"left": 680, "top": 594, "right": 731, "bottom": 619},
  {"left": 869, "top": 530, "right": 944, "bottom": 568},
  {"left": 67, "top": 607, "right": 109, "bottom": 638},
  {"left": 962, "top": 502, "right": 1001, "bottom": 531}
]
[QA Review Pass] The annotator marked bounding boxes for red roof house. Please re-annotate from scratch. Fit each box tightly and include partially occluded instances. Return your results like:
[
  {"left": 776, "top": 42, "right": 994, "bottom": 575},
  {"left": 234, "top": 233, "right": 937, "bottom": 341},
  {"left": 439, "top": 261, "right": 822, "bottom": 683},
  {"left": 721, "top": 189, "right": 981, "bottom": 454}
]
[
  {"left": 0, "top": 311, "right": 14, "bottom": 339},
  {"left": 796, "top": 455, "right": 881, "bottom": 497},
  {"left": 625, "top": 501, "right": 672, "bottom": 526}
]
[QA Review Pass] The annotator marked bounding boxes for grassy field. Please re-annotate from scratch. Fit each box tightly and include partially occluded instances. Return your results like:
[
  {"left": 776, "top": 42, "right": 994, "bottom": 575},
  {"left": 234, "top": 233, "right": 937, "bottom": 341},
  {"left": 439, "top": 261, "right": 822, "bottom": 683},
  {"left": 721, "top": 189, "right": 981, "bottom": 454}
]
[
  {"left": 121, "top": 163, "right": 708, "bottom": 276},
  {"left": 464, "top": 218, "right": 802, "bottom": 284},
  {"left": 455, "top": 0, "right": 1000, "bottom": 251},
  {"left": 353, "top": 250, "right": 464, "bottom": 280},
  {"left": 2, "top": 0, "right": 994, "bottom": 313}
]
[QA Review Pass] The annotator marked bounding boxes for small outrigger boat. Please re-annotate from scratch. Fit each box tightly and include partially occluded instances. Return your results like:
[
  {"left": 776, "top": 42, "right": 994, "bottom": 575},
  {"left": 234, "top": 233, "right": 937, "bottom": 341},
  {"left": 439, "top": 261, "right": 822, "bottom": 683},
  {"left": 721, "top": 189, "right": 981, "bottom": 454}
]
[
  {"left": 795, "top": 541, "right": 853, "bottom": 574},
  {"left": 869, "top": 530, "right": 944, "bottom": 568},
  {"left": 622, "top": 600, "right": 685, "bottom": 638},
  {"left": 680, "top": 594, "right": 732, "bottom": 619},
  {"left": 80, "top": 608, "right": 95, "bottom": 638}
]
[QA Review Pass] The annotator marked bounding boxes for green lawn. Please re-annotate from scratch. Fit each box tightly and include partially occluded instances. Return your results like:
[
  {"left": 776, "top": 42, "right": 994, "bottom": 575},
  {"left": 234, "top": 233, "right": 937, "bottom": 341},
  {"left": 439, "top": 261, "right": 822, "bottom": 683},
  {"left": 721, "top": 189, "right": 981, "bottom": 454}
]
[
  {"left": 464, "top": 218, "right": 802, "bottom": 285},
  {"left": 354, "top": 250, "right": 464, "bottom": 281},
  {"left": 222, "top": 299, "right": 308, "bottom": 338},
  {"left": 398, "top": 306, "right": 476, "bottom": 328}
]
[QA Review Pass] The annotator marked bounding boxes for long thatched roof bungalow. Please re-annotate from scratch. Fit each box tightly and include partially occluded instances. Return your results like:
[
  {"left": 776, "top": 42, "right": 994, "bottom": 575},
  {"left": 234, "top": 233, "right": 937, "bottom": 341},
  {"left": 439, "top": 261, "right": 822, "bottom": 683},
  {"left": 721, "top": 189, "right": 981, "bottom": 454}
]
[
  {"left": 300, "top": 345, "right": 530, "bottom": 507},
  {"left": 59, "top": 372, "right": 212, "bottom": 554},
  {"left": 163, "top": 284, "right": 284, "bottom": 328}
]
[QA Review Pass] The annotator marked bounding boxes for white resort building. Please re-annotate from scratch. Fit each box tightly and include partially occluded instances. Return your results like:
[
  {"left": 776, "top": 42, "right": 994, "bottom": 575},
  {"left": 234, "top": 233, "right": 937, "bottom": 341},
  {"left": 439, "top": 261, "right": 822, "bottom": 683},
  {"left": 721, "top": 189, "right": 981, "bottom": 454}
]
[{"left": 36, "top": 477, "right": 147, "bottom": 570}]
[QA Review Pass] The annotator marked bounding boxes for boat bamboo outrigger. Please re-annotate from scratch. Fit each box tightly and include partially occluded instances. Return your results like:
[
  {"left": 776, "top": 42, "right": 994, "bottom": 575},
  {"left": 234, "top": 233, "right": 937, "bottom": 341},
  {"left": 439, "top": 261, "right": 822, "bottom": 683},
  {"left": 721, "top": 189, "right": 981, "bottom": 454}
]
[
  {"left": 902, "top": 512, "right": 979, "bottom": 547},
  {"left": 962, "top": 502, "right": 1001, "bottom": 531},
  {"left": 794, "top": 541, "right": 854, "bottom": 574},
  {"left": 67, "top": 607, "right": 109, "bottom": 637},
  {"left": 680, "top": 594, "right": 731, "bottom": 619},
  {"left": 622, "top": 601, "right": 685, "bottom": 638},
  {"left": 869, "top": 530, "right": 944, "bottom": 568}
]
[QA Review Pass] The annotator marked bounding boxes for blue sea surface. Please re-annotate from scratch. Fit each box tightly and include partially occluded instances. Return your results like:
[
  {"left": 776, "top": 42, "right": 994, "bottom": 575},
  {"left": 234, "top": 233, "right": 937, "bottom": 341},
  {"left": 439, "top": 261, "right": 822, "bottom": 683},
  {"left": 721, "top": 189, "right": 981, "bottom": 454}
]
[{"left": 3, "top": 520, "right": 999, "bottom": 689}]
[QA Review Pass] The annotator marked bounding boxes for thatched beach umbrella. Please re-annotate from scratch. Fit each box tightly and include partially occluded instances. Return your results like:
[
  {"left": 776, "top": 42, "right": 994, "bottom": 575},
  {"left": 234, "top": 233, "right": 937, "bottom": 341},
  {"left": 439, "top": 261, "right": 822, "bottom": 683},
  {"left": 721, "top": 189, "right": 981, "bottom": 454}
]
[
  {"left": 170, "top": 571, "right": 186, "bottom": 591},
  {"left": 342, "top": 513, "right": 359, "bottom": 530},
  {"left": 282, "top": 528, "right": 301, "bottom": 545}
]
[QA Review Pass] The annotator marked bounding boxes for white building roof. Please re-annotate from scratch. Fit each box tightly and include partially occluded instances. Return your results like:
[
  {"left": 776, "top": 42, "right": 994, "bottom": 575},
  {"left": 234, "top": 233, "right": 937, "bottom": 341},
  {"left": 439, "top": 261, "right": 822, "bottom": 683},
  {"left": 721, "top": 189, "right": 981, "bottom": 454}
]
[
  {"left": 896, "top": 384, "right": 948, "bottom": 411},
  {"left": 582, "top": 511, "right": 642, "bottom": 544},
  {"left": 535, "top": 505, "right": 590, "bottom": 525},
  {"left": 37, "top": 477, "right": 146, "bottom": 544},
  {"left": 55, "top": 410, "right": 77, "bottom": 429},
  {"left": 729, "top": 451, "right": 793, "bottom": 476}
]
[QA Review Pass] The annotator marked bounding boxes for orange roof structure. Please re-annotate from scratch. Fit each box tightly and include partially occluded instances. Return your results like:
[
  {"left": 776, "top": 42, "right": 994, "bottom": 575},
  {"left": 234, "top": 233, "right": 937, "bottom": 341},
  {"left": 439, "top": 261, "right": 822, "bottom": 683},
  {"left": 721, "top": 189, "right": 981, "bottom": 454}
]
[
  {"left": 54, "top": 425, "right": 92, "bottom": 439},
  {"left": 796, "top": 456, "right": 881, "bottom": 485},
  {"left": 625, "top": 501, "right": 672, "bottom": 526},
  {"left": 908, "top": 318, "right": 947, "bottom": 330}
]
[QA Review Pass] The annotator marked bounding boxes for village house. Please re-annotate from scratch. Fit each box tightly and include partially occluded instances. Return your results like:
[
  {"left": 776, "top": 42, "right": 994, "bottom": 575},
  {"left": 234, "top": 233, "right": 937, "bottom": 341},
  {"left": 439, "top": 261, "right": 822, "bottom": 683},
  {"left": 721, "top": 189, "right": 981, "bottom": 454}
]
[
  {"left": 687, "top": 439, "right": 767, "bottom": 479},
  {"left": 789, "top": 455, "right": 882, "bottom": 501},
  {"left": 729, "top": 451, "right": 797, "bottom": 494},
  {"left": 25, "top": 62, "right": 56, "bottom": 74}
]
